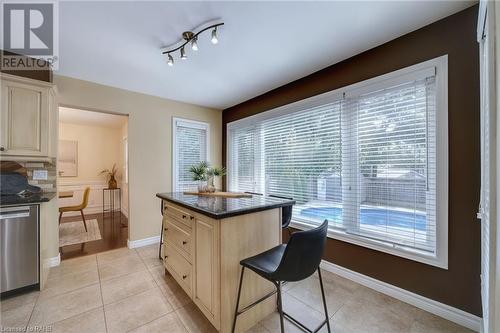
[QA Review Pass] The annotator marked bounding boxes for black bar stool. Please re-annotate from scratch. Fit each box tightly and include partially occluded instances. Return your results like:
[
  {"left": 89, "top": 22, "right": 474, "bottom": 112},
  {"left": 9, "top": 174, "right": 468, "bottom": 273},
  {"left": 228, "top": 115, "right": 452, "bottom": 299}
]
[
  {"left": 232, "top": 220, "right": 330, "bottom": 333},
  {"left": 269, "top": 194, "right": 293, "bottom": 236}
]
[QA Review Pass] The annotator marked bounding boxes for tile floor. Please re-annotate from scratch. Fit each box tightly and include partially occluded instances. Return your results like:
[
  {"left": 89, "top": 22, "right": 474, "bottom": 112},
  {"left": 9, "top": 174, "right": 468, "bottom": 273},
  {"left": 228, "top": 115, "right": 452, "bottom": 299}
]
[{"left": 0, "top": 244, "right": 474, "bottom": 333}]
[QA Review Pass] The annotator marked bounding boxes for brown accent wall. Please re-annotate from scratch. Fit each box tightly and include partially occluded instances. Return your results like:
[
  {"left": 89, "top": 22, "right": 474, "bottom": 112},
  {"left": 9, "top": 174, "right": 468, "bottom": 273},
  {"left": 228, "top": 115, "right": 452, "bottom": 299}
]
[
  {"left": 0, "top": 51, "right": 52, "bottom": 82},
  {"left": 223, "top": 6, "right": 481, "bottom": 315}
]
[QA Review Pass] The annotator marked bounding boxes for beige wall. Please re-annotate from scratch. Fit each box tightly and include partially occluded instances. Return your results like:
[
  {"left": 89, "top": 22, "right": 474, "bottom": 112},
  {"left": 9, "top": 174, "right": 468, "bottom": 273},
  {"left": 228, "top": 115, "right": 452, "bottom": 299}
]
[
  {"left": 59, "top": 122, "right": 123, "bottom": 182},
  {"left": 54, "top": 75, "right": 222, "bottom": 242}
]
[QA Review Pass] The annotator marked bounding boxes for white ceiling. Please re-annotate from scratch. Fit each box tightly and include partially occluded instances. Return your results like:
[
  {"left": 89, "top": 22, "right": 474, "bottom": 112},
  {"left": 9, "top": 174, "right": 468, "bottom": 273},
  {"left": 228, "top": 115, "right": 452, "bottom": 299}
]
[
  {"left": 59, "top": 107, "right": 127, "bottom": 128},
  {"left": 56, "top": 1, "right": 474, "bottom": 110}
]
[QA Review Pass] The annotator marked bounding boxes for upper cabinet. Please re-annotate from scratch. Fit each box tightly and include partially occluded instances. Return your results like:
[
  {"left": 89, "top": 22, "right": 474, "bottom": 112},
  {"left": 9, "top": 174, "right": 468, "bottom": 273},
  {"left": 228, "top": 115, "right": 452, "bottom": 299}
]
[{"left": 0, "top": 73, "right": 57, "bottom": 160}]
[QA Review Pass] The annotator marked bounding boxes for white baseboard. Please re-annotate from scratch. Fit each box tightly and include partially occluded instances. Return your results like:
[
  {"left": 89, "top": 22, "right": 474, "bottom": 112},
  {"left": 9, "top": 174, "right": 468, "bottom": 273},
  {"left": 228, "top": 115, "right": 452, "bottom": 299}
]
[
  {"left": 320, "top": 260, "right": 481, "bottom": 332},
  {"left": 47, "top": 253, "right": 61, "bottom": 267},
  {"left": 127, "top": 235, "right": 160, "bottom": 249}
]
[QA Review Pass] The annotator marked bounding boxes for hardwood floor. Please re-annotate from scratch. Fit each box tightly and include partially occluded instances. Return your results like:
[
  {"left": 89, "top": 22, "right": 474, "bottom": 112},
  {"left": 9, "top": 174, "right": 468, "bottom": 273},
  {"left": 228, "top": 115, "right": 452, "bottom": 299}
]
[{"left": 60, "top": 211, "right": 128, "bottom": 260}]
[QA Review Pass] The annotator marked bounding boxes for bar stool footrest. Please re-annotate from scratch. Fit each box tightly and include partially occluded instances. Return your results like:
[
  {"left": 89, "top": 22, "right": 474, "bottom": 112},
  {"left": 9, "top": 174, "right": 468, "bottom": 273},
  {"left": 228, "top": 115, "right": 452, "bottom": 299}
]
[{"left": 283, "top": 311, "right": 328, "bottom": 333}]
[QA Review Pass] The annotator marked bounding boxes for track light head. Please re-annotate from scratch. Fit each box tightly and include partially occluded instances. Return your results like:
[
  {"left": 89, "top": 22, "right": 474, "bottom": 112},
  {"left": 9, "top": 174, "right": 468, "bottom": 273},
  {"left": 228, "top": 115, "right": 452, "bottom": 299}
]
[
  {"left": 191, "top": 37, "right": 199, "bottom": 51},
  {"left": 180, "top": 47, "right": 187, "bottom": 59},
  {"left": 167, "top": 53, "right": 174, "bottom": 66},
  {"left": 211, "top": 27, "right": 218, "bottom": 44}
]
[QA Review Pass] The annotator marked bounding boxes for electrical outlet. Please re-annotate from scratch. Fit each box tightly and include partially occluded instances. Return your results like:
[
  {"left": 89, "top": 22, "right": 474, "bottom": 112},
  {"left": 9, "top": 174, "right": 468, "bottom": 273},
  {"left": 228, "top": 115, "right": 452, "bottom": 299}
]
[{"left": 33, "top": 169, "right": 48, "bottom": 180}]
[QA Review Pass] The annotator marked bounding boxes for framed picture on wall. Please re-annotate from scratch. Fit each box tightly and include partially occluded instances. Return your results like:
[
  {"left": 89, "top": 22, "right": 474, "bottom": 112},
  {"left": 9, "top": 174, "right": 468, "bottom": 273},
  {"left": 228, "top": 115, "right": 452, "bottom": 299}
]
[{"left": 58, "top": 140, "right": 78, "bottom": 177}]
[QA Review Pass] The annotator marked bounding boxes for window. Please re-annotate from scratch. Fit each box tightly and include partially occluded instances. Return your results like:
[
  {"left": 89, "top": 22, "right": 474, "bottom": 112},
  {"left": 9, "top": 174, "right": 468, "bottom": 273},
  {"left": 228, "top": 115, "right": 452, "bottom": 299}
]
[
  {"left": 173, "top": 118, "right": 210, "bottom": 191},
  {"left": 228, "top": 56, "right": 448, "bottom": 267}
]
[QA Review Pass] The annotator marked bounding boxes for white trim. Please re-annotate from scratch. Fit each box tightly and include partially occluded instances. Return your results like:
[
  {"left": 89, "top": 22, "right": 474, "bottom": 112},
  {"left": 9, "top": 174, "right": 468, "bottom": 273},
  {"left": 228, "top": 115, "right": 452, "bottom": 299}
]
[
  {"left": 47, "top": 253, "right": 61, "bottom": 267},
  {"left": 127, "top": 235, "right": 160, "bottom": 249},
  {"left": 172, "top": 117, "right": 211, "bottom": 192},
  {"left": 227, "top": 56, "right": 448, "bottom": 268},
  {"left": 320, "top": 260, "right": 481, "bottom": 332}
]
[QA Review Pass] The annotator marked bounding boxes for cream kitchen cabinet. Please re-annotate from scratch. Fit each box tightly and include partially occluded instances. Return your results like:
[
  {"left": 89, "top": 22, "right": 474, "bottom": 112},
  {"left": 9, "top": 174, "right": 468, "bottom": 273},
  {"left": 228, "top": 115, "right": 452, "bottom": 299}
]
[{"left": 0, "top": 73, "right": 57, "bottom": 160}]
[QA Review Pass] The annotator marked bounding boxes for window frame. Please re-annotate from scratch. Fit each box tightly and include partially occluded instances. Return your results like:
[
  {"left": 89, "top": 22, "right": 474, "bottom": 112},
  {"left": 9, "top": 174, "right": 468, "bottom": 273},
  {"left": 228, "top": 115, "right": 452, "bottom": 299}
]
[
  {"left": 172, "top": 117, "right": 210, "bottom": 192},
  {"left": 227, "top": 55, "right": 448, "bottom": 268}
]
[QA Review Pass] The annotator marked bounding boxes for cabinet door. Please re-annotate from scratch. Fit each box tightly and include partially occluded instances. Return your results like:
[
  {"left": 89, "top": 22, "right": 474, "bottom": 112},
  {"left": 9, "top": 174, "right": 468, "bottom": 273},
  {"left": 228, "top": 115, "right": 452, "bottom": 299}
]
[
  {"left": 194, "top": 217, "right": 220, "bottom": 326},
  {"left": 1, "top": 81, "right": 49, "bottom": 156}
]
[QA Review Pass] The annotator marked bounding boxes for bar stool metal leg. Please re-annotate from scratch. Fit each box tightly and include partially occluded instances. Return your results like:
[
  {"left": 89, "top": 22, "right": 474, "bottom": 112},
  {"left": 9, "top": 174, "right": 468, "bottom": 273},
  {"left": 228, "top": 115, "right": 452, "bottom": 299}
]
[
  {"left": 276, "top": 282, "right": 285, "bottom": 333},
  {"left": 318, "top": 269, "right": 331, "bottom": 333},
  {"left": 232, "top": 267, "right": 246, "bottom": 333}
]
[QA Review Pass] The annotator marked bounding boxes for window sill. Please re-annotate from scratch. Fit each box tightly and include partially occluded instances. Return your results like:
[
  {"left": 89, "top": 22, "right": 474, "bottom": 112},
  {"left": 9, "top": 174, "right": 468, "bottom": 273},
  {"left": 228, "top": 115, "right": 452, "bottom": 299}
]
[{"left": 290, "top": 219, "right": 448, "bottom": 269}]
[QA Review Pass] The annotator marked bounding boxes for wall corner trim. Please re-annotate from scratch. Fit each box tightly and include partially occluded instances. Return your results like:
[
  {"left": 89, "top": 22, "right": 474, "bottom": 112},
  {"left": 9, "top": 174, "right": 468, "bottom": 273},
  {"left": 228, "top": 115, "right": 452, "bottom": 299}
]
[
  {"left": 47, "top": 253, "right": 61, "bottom": 267},
  {"left": 320, "top": 260, "right": 481, "bottom": 332},
  {"left": 127, "top": 235, "right": 160, "bottom": 249}
]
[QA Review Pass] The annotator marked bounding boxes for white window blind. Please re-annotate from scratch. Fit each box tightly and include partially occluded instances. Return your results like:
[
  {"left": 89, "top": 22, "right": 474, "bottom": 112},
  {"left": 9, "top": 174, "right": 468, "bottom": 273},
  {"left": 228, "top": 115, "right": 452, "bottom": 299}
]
[
  {"left": 173, "top": 118, "right": 209, "bottom": 191},
  {"left": 343, "top": 78, "right": 436, "bottom": 253},
  {"left": 228, "top": 57, "right": 447, "bottom": 266}
]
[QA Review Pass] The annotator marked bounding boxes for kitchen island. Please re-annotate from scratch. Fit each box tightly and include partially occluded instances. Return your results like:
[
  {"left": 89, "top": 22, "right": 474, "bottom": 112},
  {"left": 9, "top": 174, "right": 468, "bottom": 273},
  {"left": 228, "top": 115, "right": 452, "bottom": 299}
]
[{"left": 156, "top": 192, "right": 295, "bottom": 333}]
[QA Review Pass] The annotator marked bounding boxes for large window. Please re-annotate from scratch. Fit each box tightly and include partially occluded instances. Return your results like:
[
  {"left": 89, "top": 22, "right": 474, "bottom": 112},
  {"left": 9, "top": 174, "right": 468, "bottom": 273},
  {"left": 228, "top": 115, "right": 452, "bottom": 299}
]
[
  {"left": 228, "top": 56, "right": 448, "bottom": 267},
  {"left": 173, "top": 118, "right": 210, "bottom": 191}
]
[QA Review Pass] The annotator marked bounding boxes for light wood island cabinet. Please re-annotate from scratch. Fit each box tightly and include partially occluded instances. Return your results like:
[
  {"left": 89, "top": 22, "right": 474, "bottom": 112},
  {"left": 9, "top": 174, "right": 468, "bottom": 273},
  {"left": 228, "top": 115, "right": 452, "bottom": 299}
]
[{"left": 157, "top": 193, "right": 295, "bottom": 333}]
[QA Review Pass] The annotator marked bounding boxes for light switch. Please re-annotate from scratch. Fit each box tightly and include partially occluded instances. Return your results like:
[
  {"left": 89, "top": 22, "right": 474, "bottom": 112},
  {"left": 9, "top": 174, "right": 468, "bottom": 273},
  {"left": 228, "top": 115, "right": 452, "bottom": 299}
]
[{"left": 33, "top": 169, "right": 48, "bottom": 180}]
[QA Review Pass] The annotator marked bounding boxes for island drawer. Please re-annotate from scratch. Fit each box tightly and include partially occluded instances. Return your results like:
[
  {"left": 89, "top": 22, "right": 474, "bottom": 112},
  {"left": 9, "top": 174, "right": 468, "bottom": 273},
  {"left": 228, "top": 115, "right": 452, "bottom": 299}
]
[
  {"left": 163, "top": 217, "right": 192, "bottom": 261},
  {"left": 163, "top": 202, "right": 193, "bottom": 228},
  {"left": 164, "top": 242, "right": 192, "bottom": 296}
]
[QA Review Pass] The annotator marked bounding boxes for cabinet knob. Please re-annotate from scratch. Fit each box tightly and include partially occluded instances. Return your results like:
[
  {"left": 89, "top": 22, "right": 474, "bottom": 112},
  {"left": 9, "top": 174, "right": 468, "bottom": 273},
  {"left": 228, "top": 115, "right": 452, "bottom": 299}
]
[
  {"left": 182, "top": 275, "right": 187, "bottom": 280},
  {"left": 182, "top": 215, "right": 186, "bottom": 219},
  {"left": 164, "top": 255, "right": 168, "bottom": 259},
  {"left": 190, "top": 216, "right": 194, "bottom": 220},
  {"left": 182, "top": 241, "right": 187, "bottom": 245},
  {"left": 0, "top": 147, "right": 4, "bottom": 152}
]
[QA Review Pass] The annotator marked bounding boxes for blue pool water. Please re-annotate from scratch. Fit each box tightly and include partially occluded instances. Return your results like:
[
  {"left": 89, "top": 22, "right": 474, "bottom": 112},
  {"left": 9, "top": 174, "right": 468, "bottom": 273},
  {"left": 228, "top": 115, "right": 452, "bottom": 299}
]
[{"left": 300, "top": 207, "right": 427, "bottom": 231}]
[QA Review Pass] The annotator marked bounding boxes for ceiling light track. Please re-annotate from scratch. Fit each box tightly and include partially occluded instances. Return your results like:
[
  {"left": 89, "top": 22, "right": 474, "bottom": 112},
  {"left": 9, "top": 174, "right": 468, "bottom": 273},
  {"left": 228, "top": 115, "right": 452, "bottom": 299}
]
[{"left": 162, "top": 22, "right": 224, "bottom": 67}]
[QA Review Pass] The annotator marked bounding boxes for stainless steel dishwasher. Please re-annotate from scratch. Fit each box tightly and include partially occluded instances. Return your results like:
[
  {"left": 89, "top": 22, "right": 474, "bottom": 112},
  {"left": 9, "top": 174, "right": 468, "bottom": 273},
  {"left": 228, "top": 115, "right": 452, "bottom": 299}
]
[{"left": 0, "top": 205, "right": 39, "bottom": 293}]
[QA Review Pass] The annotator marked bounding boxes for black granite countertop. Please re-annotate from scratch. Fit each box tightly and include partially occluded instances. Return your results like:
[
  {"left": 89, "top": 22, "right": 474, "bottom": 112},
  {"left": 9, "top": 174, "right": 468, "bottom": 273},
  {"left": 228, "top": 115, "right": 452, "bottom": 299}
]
[
  {"left": 156, "top": 192, "right": 295, "bottom": 219},
  {"left": 0, "top": 192, "right": 57, "bottom": 207}
]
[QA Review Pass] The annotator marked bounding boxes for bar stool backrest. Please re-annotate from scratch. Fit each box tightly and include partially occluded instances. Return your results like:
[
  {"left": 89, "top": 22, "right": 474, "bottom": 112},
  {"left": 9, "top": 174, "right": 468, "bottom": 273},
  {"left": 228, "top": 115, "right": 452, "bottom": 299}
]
[{"left": 272, "top": 220, "right": 328, "bottom": 282}]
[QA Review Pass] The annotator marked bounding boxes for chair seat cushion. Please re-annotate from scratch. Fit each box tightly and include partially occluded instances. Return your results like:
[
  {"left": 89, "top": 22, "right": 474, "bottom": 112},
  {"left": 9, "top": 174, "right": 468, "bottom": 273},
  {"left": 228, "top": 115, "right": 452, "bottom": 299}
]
[
  {"left": 240, "top": 244, "right": 286, "bottom": 278},
  {"left": 59, "top": 205, "right": 83, "bottom": 212}
]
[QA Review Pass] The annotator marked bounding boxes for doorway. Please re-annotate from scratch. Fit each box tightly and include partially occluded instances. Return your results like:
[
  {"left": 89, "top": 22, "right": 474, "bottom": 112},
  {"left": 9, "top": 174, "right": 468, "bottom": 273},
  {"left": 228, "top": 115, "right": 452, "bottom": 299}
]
[{"left": 57, "top": 106, "right": 129, "bottom": 260}]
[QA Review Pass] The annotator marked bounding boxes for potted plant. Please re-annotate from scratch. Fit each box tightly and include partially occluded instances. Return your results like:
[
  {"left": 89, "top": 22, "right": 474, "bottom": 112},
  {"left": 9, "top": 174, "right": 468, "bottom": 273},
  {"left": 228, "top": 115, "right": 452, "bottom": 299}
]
[
  {"left": 206, "top": 166, "right": 226, "bottom": 192},
  {"left": 100, "top": 163, "right": 119, "bottom": 189},
  {"left": 189, "top": 161, "right": 209, "bottom": 192}
]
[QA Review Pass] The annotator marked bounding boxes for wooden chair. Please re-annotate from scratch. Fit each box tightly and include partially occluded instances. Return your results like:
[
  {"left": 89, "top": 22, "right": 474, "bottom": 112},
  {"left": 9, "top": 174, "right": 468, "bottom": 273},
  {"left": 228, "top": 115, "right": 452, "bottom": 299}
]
[{"left": 59, "top": 187, "right": 91, "bottom": 232}]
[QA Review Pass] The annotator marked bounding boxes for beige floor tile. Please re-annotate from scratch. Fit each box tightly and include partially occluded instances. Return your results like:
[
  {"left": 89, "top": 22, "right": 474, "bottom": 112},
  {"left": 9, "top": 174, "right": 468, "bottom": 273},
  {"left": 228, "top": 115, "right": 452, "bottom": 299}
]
[
  {"left": 0, "top": 302, "right": 35, "bottom": 329},
  {"left": 0, "top": 290, "right": 39, "bottom": 312},
  {"left": 330, "top": 297, "right": 412, "bottom": 333},
  {"left": 160, "top": 285, "right": 192, "bottom": 310},
  {"left": 49, "top": 255, "right": 97, "bottom": 279},
  {"left": 97, "top": 247, "right": 139, "bottom": 267},
  {"left": 129, "top": 312, "right": 188, "bottom": 333},
  {"left": 259, "top": 293, "right": 326, "bottom": 333},
  {"left": 136, "top": 244, "right": 163, "bottom": 268},
  {"left": 287, "top": 271, "right": 358, "bottom": 316},
  {"left": 101, "top": 269, "right": 157, "bottom": 305},
  {"left": 98, "top": 255, "right": 147, "bottom": 281},
  {"left": 409, "top": 309, "right": 474, "bottom": 333},
  {"left": 29, "top": 284, "right": 102, "bottom": 326},
  {"left": 176, "top": 302, "right": 218, "bottom": 333},
  {"left": 104, "top": 288, "right": 172, "bottom": 333},
  {"left": 50, "top": 307, "right": 106, "bottom": 333},
  {"left": 245, "top": 323, "right": 270, "bottom": 333},
  {"left": 39, "top": 268, "right": 99, "bottom": 301}
]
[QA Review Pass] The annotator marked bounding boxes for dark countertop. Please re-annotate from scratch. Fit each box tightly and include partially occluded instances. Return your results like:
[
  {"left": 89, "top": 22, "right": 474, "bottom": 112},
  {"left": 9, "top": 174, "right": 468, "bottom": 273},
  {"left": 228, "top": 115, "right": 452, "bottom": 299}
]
[
  {"left": 156, "top": 192, "right": 295, "bottom": 219},
  {"left": 0, "top": 192, "right": 57, "bottom": 207}
]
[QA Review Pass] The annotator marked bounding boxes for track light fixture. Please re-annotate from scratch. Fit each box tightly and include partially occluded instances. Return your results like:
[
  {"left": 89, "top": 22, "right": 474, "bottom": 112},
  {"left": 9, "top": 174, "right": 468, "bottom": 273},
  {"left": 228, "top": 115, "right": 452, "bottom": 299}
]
[
  {"left": 211, "top": 27, "right": 218, "bottom": 44},
  {"left": 167, "top": 53, "right": 174, "bottom": 66},
  {"left": 162, "top": 22, "right": 224, "bottom": 67}
]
